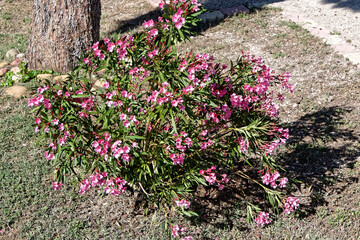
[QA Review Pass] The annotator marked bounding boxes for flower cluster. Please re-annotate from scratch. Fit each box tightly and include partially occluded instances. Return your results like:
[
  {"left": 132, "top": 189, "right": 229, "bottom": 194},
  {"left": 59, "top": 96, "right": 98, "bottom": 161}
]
[
  {"left": 78, "top": 172, "right": 127, "bottom": 196},
  {"left": 283, "top": 196, "right": 300, "bottom": 214},
  {"left": 254, "top": 212, "right": 272, "bottom": 227},
  {"left": 175, "top": 198, "right": 191, "bottom": 209},
  {"left": 171, "top": 224, "right": 192, "bottom": 240},
  {"left": 261, "top": 171, "right": 288, "bottom": 189},
  {"left": 199, "top": 166, "right": 230, "bottom": 190}
]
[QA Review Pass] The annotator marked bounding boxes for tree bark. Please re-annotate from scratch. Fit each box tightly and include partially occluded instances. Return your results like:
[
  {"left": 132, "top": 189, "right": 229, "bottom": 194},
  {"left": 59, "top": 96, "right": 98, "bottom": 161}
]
[{"left": 26, "top": 0, "right": 101, "bottom": 73}]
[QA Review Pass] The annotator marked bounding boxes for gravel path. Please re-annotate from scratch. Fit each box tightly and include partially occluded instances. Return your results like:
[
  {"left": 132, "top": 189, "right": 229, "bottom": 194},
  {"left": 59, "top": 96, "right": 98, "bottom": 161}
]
[
  {"left": 264, "top": 0, "right": 360, "bottom": 49},
  {"left": 200, "top": 0, "right": 360, "bottom": 67},
  {"left": 201, "top": 0, "right": 360, "bottom": 49}
]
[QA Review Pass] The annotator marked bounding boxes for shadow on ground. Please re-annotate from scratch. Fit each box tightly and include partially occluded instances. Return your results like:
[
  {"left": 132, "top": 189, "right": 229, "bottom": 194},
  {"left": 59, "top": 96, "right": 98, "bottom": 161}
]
[
  {"left": 186, "top": 106, "right": 360, "bottom": 234},
  {"left": 108, "top": 0, "right": 286, "bottom": 36},
  {"left": 321, "top": 0, "right": 360, "bottom": 12},
  {"left": 109, "top": 9, "right": 162, "bottom": 35},
  {"left": 280, "top": 106, "right": 360, "bottom": 213}
]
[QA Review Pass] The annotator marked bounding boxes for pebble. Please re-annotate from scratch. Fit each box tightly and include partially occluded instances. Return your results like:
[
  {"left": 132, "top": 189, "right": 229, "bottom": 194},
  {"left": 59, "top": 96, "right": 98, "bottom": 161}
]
[
  {"left": 11, "top": 58, "right": 23, "bottom": 66},
  {"left": 5, "top": 49, "right": 20, "bottom": 60},
  {"left": 12, "top": 74, "right": 22, "bottom": 82},
  {"left": 36, "top": 74, "right": 53, "bottom": 81},
  {"left": 0, "top": 61, "right": 9, "bottom": 68},
  {"left": 10, "top": 67, "right": 21, "bottom": 74},
  {"left": 0, "top": 68, "right": 9, "bottom": 77},
  {"left": 53, "top": 75, "right": 70, "bottom": 82},
  {"left": 94, "top": 79, "right": 106, "bottom": 88},
  {"left": 198, "top": 11, "right": 225, "bottom": 24},
  {"left": 4, "top": 86, "right": 27, "bottom": 98},
  {"left": 16, "top": 53, "right": 25, "bottom": 59}
]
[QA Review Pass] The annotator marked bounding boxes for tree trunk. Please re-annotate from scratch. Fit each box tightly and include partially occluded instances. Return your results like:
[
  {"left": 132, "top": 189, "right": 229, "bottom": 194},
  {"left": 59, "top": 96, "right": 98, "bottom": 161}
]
[{"left": 26, "top": 0, "right": 101, "bottom": 73}]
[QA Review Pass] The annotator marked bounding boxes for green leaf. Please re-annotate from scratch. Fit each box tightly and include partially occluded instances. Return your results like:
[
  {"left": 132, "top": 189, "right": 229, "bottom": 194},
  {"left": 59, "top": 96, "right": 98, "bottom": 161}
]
[
  {"left": 71, "top": 94, "right": 91, "bottom": 98},
  {"left": 126, "top": 135, "right": 146, "bottom": 140}
]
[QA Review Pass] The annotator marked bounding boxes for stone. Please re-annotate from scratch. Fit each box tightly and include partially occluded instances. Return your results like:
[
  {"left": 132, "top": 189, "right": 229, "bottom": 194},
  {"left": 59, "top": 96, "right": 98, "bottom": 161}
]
[
  {"left": 0, "top": 68, "right": 9, "bottom": 77},
  {"left": 12, "top": 74, "right": 22, "bottom": 82},
  {"left": 220, "top": 5, "right": 250, "bottom": 17},
  {"left": 36, "top": 73, "right": 53, "bottom": 81},
  {"left": 5, "top": 49, "right": 20, "bottom": 60},
  {"left": 11, "top": 58, "right": 23, "bottom": 66},
  {"left": 198, "top": 11, "right": 224, "bottom": 23},
  {"left": 343, "top": 52, "right": 360, "bottom": 65},
  {"left": 0, "top": 61, "right": 9, "bottom": 68},
  {"left": 16, "top": 53, "right": 25, "bottom": 59},
  {"left": 93, "top": 79, "right": 106, "bottom": 88},
  {"left": 10, "top": 67, "right": 21, "bottom": 74},
  {"left": 4, "top": 86, "right": 27, "bottom": 98},
  {"left": 53, "top": 74, "right": 70, "bottom": 82}
]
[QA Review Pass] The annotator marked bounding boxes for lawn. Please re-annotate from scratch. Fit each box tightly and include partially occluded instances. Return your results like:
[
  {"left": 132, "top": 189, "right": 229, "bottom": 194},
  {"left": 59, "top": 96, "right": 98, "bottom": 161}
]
[{"left": 1, "top": 0, "right": 360, "bottom": 239}]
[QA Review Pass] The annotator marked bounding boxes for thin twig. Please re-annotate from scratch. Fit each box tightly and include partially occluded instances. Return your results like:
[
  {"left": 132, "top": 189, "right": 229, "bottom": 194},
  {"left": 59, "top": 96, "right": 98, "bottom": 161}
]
[{"left": 138, "top": 182, "right": 150, "bottom": 198}]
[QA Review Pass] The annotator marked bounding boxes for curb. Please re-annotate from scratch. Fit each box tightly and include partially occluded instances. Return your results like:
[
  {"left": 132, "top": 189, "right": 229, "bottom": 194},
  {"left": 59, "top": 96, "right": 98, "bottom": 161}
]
[{"left": 282, "top": 13, "right": 360, "bottom": 69}]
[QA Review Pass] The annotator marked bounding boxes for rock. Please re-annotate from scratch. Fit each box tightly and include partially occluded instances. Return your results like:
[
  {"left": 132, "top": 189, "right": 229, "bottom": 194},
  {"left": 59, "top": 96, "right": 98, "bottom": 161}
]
[
  {"left": 53, "top": 74, "right": 70, "bottom": 82},
  {"left": 220, "top": 5, "right": 250, "bottom": 17},
  {"left": 198, "top": 11, "right": 224, "bottom": 24},
  {"left": 12, "top": 74, "right": 22, "bottom": 82},
  {"left": 4, "top": 86, "right": 27, "bottom": 98},
  {"left": 0, "top": 68, "right": 9, "bottom": 77},
  {"left": 0, "top": 61, "right": 9, "bottom": 68},
  {"left": 10, "top": 67, "right": 21, "bottom": 74},
  {"left": 93, "top": 79, "right": 106, "bottom": 88},
  {"left": 5, "top": 49, "right": 20, "bottom": 60},
  {"left": 11, "top": 58, "right": 23, "bottom": 66},
  {"left": 36, "top": 73, "right": 53, "bottom": 81},
  {"left": 16, "top": 53, "right": 25, "bottom": 59}
]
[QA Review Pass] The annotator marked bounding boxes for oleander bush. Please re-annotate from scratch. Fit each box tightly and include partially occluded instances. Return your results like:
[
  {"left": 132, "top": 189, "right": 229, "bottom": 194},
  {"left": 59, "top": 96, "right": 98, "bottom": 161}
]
[{"left": 29, "top": 0, "right": 298, "bottom": 236}]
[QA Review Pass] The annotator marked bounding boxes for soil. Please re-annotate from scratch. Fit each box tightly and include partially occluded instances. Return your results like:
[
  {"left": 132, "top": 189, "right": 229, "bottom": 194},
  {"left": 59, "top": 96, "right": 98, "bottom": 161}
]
[{"left": 0, "top": 0, "right": 360, "bottom": 239}]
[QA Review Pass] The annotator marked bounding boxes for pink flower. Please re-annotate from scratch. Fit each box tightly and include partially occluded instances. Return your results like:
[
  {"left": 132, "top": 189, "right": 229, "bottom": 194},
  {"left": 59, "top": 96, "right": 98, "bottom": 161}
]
[
  {"left": 52, "top": 182, "right": 63, "bottom": 190},
  {"left": 79, "top": 179, "right": 91, "bottom": 194},
  {"left": 279, "top": 177, "right": 288, "bottom": 188},
  {"left": 175, "top": 199, "right": 190, "bottom": 209},
  {"left": 107, "top": 42, "right": 115, "bottom": 52},
  {"left": 44, "top": 151, "right": 55, "bottom": 160},
  {"left": 149, "top": 28, "right": 158, "bottom": 36},
  {"left": 51, "top": 118, "right": 59, "bottom": 126},
  {"left": 119, "top": 113, "right": 127, "bottom": 121},
  {"left": 159, "top": 2, "right": 164, "bottom": 8},
  {"left": 143, "top": 19, "right": 155, "bottom": 28},
  {"left": 284, "top": 196, "right": 300, "bottom": 214},
  {"left": 255, "top": 212, "right": 271, "bottom": 226},
  {"left": 83, "top": 58, "right": 90, "bottom": 64},
  {"left": 262, "top": 172, "right": 271, "bottom": 185},
  {"left": 104, "top": 37, "right": 110, "bottom": 44},
  {"left": 171, "top": 225, "right": 180, "bottom": 237},
  {"left": 123, "top": 120, "right": 130, "bottom": 128}
]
